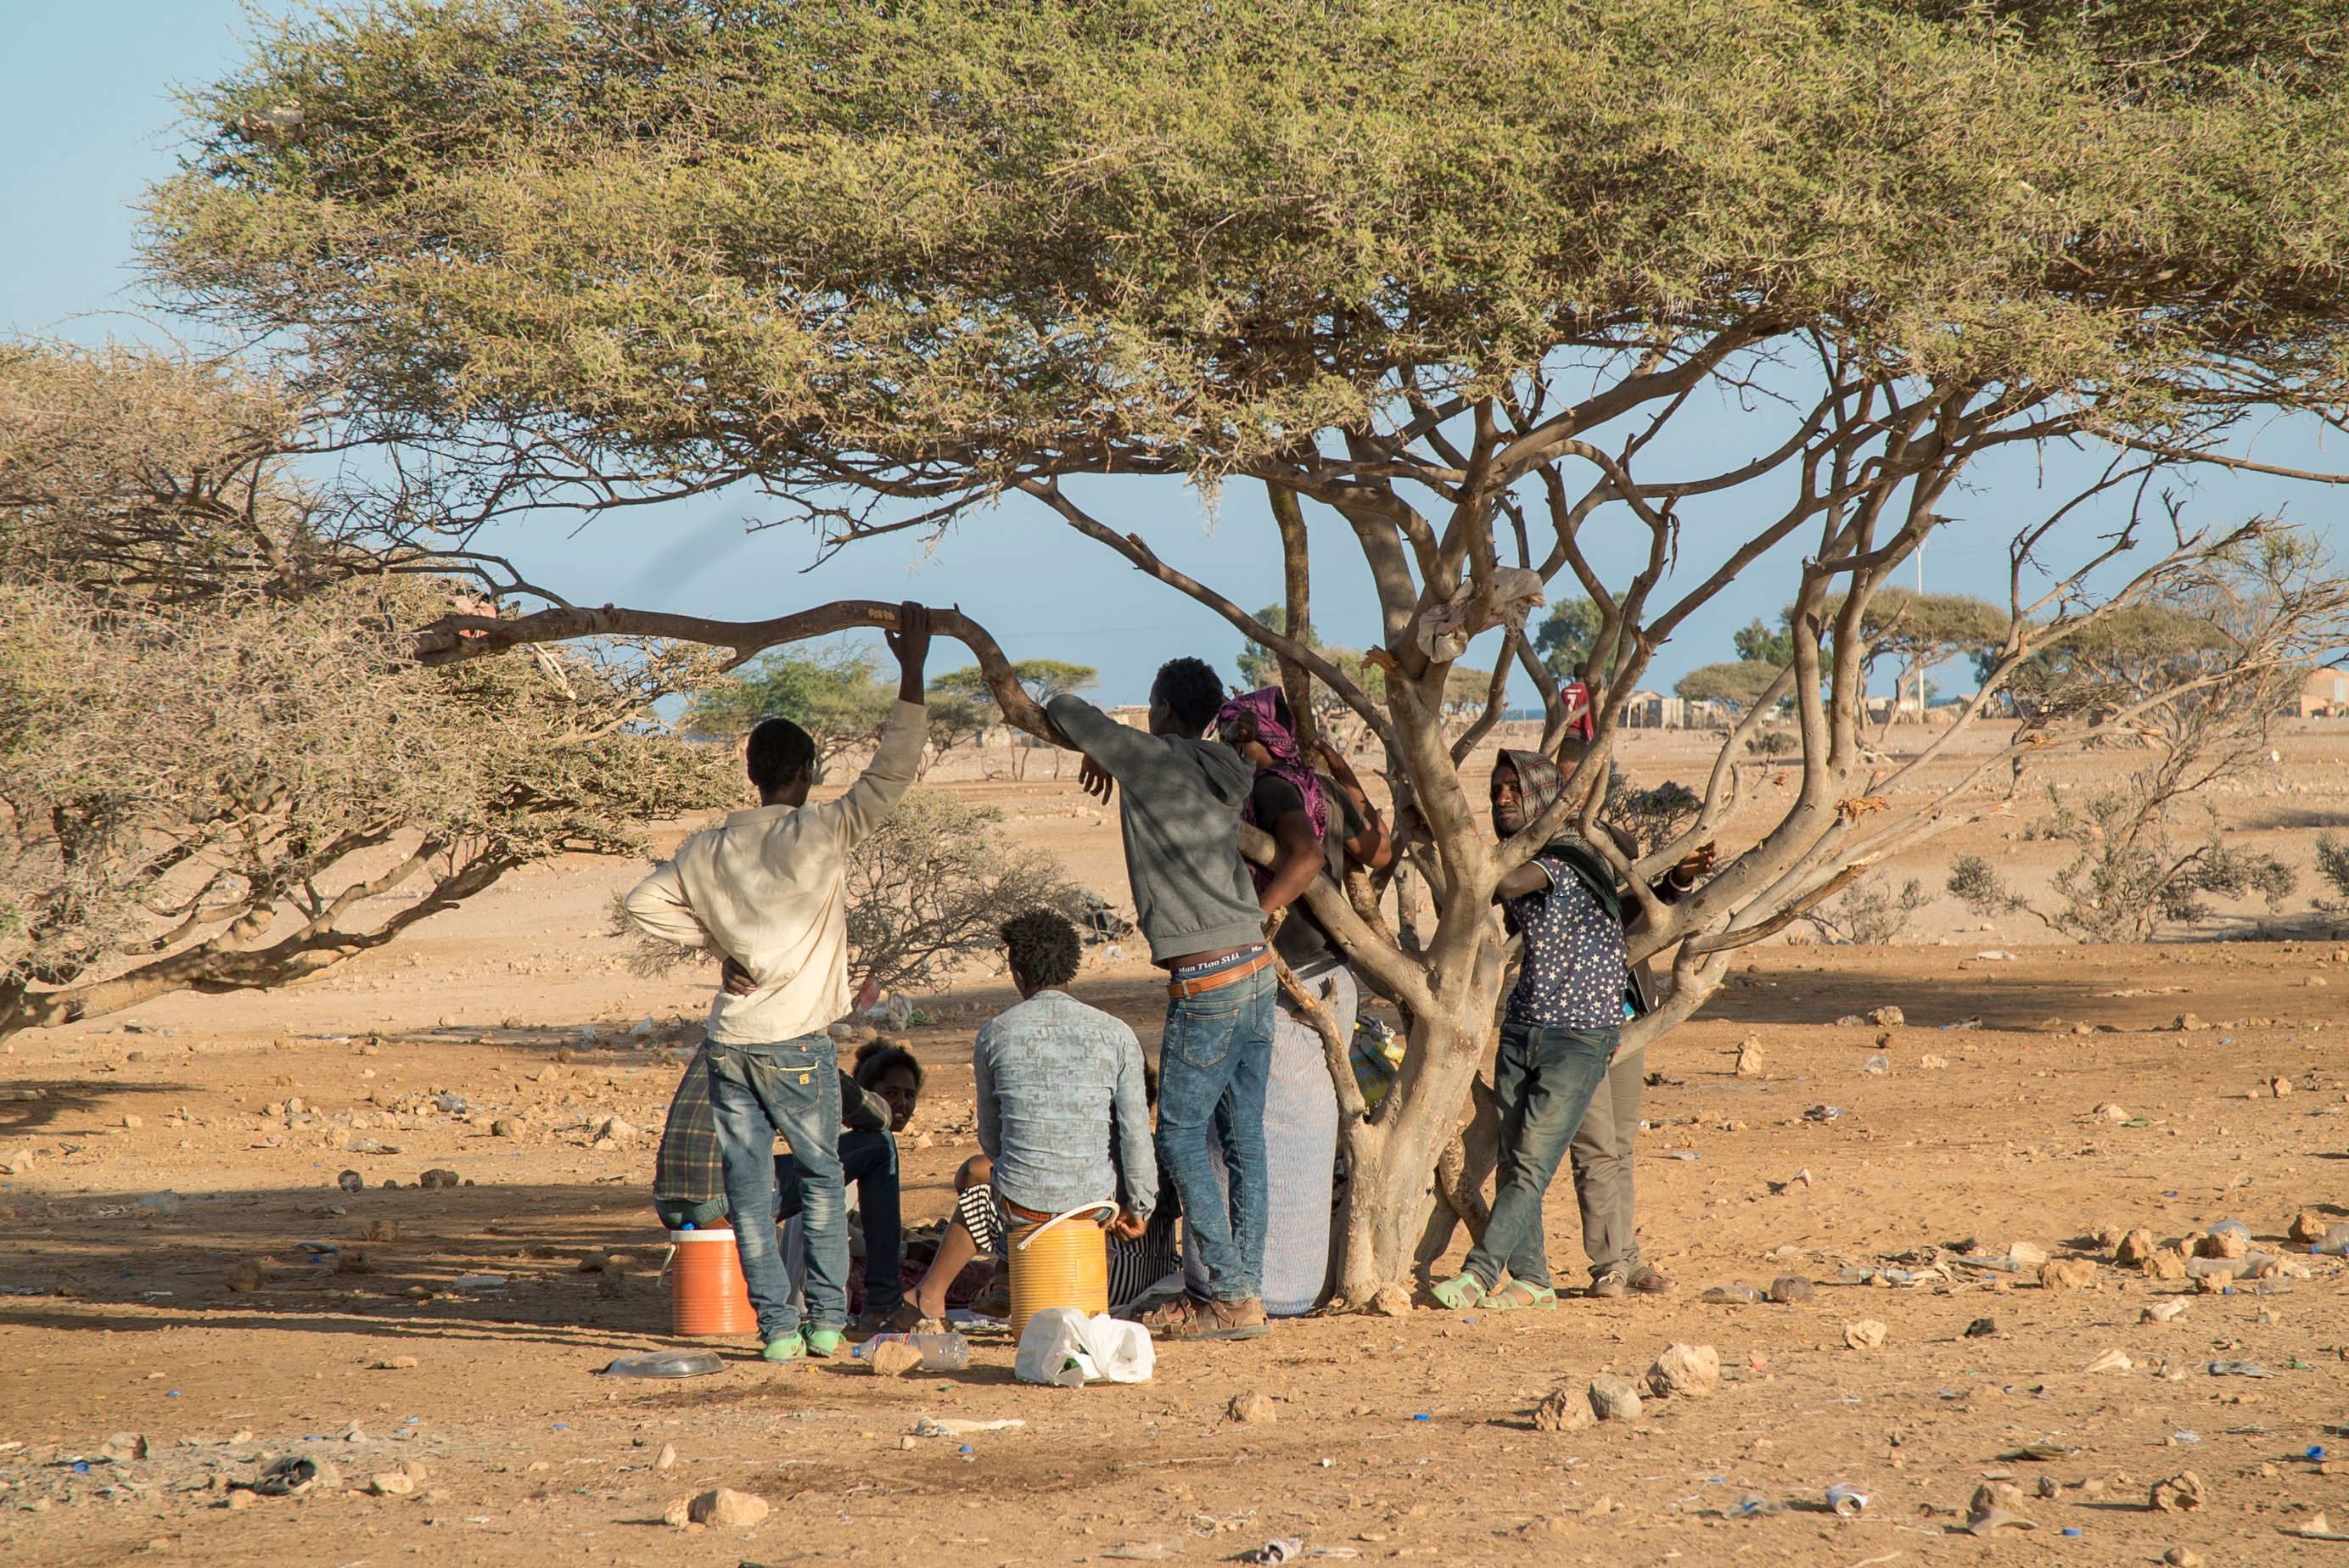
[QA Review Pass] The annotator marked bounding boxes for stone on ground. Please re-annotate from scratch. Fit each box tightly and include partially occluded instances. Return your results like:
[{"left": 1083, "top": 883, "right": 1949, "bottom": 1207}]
[
  {"left": 1227, "top": 1391, "right": 1276, "bottom": 1425},
  {"left": 1533, "top": 1386, "right": 1595, "bottom": 1431},
  {"left": 1588, "top": 1374, "right": 1643, "bottom": 1422},
  {"left": 2150, "top": 1472, "right": 2206, "bottom": 1513},
  {"left": 1843, "top": 1319, "right": 1887, "bottom": 1350},
  {"left": 1645, "top": 1342, "right": 1720, "bottom": 1398},
  {"left": 688, "top": 1487, "right": 770, "bottom": 1527}
]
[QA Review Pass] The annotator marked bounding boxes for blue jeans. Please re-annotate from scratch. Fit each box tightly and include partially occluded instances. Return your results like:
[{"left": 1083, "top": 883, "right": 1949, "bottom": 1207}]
[
  {"left": 1465, "top": 1022, "right": 1618, "bottom": 1291},
  {"left": 1153, "top": 965, "right": 1276, "bottom": 1302},
  {"left": 708, "top": 1033, "right": 844, "bottom": 1341},
  {"left": 775, "top": 1128, "right": 903, "bottom": 1319}
]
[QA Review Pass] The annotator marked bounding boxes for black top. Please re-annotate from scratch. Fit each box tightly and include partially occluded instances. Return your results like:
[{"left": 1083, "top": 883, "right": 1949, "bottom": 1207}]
[{"left": 1251, "top": 773, "right": 1365, "bottom": 972}]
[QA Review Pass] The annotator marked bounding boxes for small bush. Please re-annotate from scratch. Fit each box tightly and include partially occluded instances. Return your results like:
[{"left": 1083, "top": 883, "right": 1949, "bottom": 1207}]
[{"left": 1806, "top": 876, "right": 1931, "bottom": 945}]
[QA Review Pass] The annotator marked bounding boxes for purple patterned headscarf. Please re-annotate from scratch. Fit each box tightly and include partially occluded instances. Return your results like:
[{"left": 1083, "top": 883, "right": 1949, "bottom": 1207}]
[{"left": 1216, "top": 688, "right": 1331, "bottom": 887}]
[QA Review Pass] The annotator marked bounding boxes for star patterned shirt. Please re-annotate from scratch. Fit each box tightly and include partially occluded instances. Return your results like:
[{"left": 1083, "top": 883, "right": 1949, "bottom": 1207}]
[{"left": 1503, "top": 854, "right": 1629, "bottom": 1029}]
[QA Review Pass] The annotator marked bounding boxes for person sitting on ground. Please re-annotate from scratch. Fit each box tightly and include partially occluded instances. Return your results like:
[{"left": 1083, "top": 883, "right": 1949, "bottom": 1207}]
[
  {"left": 1208, "top": 687, "right": 1391, "bottom": 1314},
  {"left": 650, "top": 1038, "right": 919, "bottom": 1330},
  {"left": 1429, "top": 747, "right": 1638, "bottom": 1312},
  {"left": 1057, "top": 659, "right": 1275, "bottom": 1341},
  {"left": 624, "top": 602, "right": 931, "bottom": 1363}
]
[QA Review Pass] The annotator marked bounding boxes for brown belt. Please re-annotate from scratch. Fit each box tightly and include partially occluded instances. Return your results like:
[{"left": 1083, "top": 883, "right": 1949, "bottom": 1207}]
[{"left": 1165, "top": 947, "right": 1273, "bottom": 1000}]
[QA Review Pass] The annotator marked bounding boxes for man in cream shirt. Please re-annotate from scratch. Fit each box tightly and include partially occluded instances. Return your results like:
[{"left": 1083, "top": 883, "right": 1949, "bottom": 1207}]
[{"left": 625, "top": 602, "right": 930, "bottom": 1361}]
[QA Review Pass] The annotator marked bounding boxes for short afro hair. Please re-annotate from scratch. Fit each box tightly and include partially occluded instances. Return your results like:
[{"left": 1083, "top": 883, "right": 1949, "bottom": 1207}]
[
  {"left": 853, "top": 1040, "right": 922, "bottom": 1091},
  {"left": 745, "top": 716, "right": 816, "bottom": 794},
  {"left": 1152, "top": 657, "right": 1226, "bottom": 736},
  {"left": 1001, "top": 908, "right": 1083, "bottom": 990}
]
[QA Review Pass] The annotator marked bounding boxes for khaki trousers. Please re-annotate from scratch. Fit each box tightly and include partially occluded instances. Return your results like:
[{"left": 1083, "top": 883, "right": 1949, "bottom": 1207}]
[{"left": 1567, "top": 1043, "right": 1645, "bottom": 1279}]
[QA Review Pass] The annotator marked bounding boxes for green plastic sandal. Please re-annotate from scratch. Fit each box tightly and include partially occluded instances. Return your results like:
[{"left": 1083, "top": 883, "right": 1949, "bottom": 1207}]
[
  {"left": 1430, "top": 1272, "right": 1487, "bottom": 1311},
  {"left": 760, "top": 1330, "right": 807, "bottom": 1363},
  {"left": 1483, "top": 1280, "right": 1559, "bottom": 1311},
  {"left": 804, "top": 1327, "right": 847, "bottom": 1358}
]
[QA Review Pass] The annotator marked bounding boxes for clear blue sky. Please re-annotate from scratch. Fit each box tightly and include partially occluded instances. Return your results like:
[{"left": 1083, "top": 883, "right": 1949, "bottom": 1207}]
[{"left": 8, "top": 3, "right": 2341, "bottom": 704}]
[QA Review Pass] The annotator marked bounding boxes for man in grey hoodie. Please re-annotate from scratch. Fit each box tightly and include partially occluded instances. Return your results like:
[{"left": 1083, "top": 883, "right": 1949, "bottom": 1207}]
[{"left": 1053, "top": 657, "right": 1275, "bottom": 1340}]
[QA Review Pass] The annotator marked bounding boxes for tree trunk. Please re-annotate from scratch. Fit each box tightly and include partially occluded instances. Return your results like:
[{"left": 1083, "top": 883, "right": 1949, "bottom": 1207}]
[
  {"left": 1329, "top": 960, "right": 1502, "bottom": 1302},
  {"left": 1268, "top": 482, "right": 1317, "bottom": 750}
]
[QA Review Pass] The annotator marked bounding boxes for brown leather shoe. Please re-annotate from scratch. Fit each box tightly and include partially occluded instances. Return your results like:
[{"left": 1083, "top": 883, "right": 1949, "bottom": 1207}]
[
  {"left": 1627, "top": 1264, "right": 1676, "bottom": 1295},
  {"left": 1146, "top": 1295, "right": 1270, "bottom": 1340},
  {"left": 1587, "top": 1270, "right": 1628, "bottom": 1299}
]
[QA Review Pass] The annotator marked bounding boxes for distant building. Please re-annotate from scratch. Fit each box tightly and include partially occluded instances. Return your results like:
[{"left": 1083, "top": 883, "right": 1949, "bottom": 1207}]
[
  {"left": 1109, "top": 703, "right": 1154, "bottom": 730},
  {"left": 2301, "top": 666, "right": 2349, "bottom": 718},
  {"left": 1618, "top": 692, "right": 1684, "bottom": 730}
]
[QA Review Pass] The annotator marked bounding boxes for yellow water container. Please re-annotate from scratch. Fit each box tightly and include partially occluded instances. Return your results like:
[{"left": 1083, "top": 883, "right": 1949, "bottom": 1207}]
[{"left": 1006, "top": 1203, "right": 1114, "bottom": 1338}]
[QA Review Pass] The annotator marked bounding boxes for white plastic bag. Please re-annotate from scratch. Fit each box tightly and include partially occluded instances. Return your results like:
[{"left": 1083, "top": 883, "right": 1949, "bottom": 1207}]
[
  {"left": 1012, "top": 1308, "right": 1156, "bottom": 1386},
  {"left": 1085, "top": 1315, "right": 1155, "bottom": 1384}
]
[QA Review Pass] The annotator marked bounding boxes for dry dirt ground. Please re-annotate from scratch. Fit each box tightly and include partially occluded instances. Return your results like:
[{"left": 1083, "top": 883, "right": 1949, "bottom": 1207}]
[{"left": 5, "top": 723, "right": 2349, "bottom": 1566}]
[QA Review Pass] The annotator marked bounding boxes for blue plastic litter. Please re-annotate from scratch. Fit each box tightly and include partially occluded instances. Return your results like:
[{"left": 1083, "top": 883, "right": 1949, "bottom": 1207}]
[
  {"left": 552, "top": 1423, "right": 568, "bottom": 1430},
  {"left": 2310, "top": 1445, "right": 2329, "bottom": 1460},
  {"left": 958, "top": 1445, "right": 973, "bottom": 1454},
  {"left": 165, "top": 1390, "right": 179, "bottom": 1397},
  {"left": 71, "top": 1461, "right": 89, "bottom": 1473},
  {"left": 2060, "top": 1527, "right": 2083, "bottom": 1537},
  {"left": 1411, "top": 1414, "right": 1431, "bottom": 1422}
]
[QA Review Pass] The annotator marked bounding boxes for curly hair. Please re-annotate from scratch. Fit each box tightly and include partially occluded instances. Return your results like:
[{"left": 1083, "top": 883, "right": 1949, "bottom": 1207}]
[
  {"left": 1000, "top": 907, "right": 1083, "bottom": 990},
  {"left": 852, "top": 1039, "right": 922, "bottom": 1091},
  {"left": 1151, "top": 657, "right": 1227, "bottom": 736}
]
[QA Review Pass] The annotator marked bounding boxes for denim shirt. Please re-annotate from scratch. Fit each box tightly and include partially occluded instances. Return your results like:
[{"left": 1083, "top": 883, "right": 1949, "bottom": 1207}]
[{"left": 973, "top": 990, "right": 1158, "bottom": 1219}]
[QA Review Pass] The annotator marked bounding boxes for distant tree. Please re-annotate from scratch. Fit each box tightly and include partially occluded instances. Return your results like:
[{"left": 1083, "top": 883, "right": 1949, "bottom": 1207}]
[
  {"left": 1675, "top": 659, "right": 1786, "bottom": 712},
  {"left": 929, "top": 659, "right": 1098, "bottom": 710},
  {"left": 685, "top": 645, "right": 895, "bottom": 781},
  {"left": 1947, "top": 535, "right": 2338, "bottom": 941},
  {"left": 928, "top": 659, "right": 1097, "bottom": 776},
  {"left": 1732, "top": 617, "right": 1795, "bottom": 666},
  {"left": 1533, "top": 596, "right": 1603, "bottom": 681}
]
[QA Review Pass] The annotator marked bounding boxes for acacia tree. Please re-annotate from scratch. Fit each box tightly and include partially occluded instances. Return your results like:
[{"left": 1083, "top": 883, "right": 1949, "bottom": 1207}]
[
  {"left": 0, "top": 344, "right": 736, "bottom": 1042},
  {"left": 151, "top": 0, "right": 2349, "bottom": 1298}
]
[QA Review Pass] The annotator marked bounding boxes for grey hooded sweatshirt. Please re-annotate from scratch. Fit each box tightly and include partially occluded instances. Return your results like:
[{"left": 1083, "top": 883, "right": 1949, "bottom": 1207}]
[{"left": 1047, "top": 694, "right": 1264, "bottom": 964}]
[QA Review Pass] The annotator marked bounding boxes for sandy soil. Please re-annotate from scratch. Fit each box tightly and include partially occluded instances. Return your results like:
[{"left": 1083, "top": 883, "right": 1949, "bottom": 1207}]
[{"left": 4, "top": 721, "right": 2349, "bottom": 1565}]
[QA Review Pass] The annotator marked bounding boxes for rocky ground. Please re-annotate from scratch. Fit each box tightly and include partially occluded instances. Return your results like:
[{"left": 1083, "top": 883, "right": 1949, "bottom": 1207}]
[{"left": 4, "top": 725, "right": 2348, "bottom": 1566}]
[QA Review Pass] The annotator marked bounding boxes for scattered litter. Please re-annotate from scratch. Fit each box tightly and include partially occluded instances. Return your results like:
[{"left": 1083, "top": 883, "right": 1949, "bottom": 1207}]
[
  {"left": 1662, "top": 1151, "right": 1702, "bottom": 1162},
  {"left": 601, "top": 1351, "right": 724, "bottom": 1378},
  {"left": 1827, "top": 1482, "right": 1870, "bottom": 1516},
  {"left": 1702, "top": 1284, "right": 1764, "bottom": 1304},
  {"left": 1862, "top": 1053, "right": 1889, "bottom": 1075},
  {"left": 448, "top": 1274, "right": 506, "bottom": 1292},
  {"left": 1965, "top": 1318, "right": 1999, "bottom": 1339},
  {"left": 2143, "top": 1300, "right": 2188, "bottom": 1324},
  {"left": 1099, "top": 1546, "right": 1180, "bottom": 1561},
  {"left": 2207, "top": 1360, "right": 2272, "bottom": 1378},
  {"left": 1803, "top": 1105, "right": 1843, "bottom": 1122},
  {"left": 433, "top": 1093, "right": 468, "bottom": 1115},
  {"left": 1729, "top": 1492, "right": 1784, "bottom": 1517},
  {"left": 1247, "top": 1540, "right": 1304, "bottom": 1565},
  {"left": 2083, "top": 1348, "right": 2132, "bottom": 1374}
]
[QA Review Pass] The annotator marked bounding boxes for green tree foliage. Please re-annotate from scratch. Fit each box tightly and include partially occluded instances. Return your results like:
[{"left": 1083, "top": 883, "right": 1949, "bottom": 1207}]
[
  {"left": 1675, "top": 660, "right": 1785, "bottom": 711},
  {"left": 1732, "top": 617, "right": 1795, "bottom": 666},
  {"left": 685, "top": 645, "right": 894, "bottom": 781},
  {"left": 148, "top": 0, "right": 2349, "bottom": 1294},
  {"left": 1533, "top": 596, "right": 1603, "bottom": 681}
]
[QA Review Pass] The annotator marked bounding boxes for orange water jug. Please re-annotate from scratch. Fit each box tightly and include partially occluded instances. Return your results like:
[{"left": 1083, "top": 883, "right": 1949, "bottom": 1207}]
[
  {"left": 668, "top": 1228, "right": 758, "bottom": 1336},
  {"left": 1007, "top": 1203, "right": 1114, "bottom": 1338}
]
